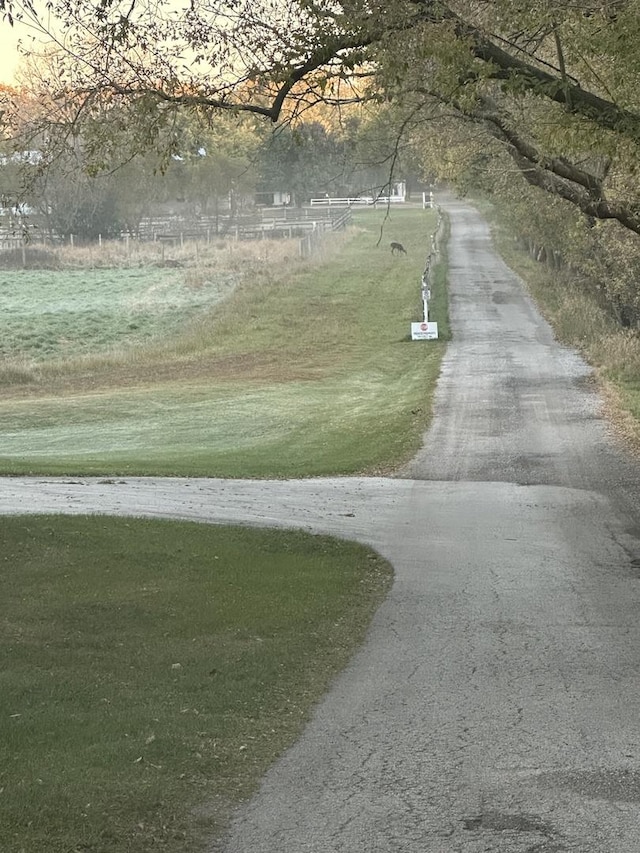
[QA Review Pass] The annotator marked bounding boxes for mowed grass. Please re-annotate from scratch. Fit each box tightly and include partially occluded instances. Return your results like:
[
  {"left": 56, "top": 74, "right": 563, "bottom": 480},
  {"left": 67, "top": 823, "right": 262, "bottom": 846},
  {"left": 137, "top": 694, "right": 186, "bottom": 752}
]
[
  {"left": 0, "top": 514, "right": 393, "bottom": 853},
  {"left": 0, "top": 208, "right": 448, "bottom": 476}
]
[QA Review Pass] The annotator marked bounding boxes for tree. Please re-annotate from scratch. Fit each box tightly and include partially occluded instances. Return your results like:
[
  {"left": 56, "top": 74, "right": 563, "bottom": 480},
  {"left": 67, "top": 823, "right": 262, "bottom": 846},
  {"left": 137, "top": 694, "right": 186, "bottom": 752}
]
[
  {"left": 2, "top": 1, "right": 640, "bottom": 235},
  {"left": 256, "top": 121, "right": 347, "bottom": 205},
  {"left": 169, "top": 114, "right": 260, "bottom": 218}
]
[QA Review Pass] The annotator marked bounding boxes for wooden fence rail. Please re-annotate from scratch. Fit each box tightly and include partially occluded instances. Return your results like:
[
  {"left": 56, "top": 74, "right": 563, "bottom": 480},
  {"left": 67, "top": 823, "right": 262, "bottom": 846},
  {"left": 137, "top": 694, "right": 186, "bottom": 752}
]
[{"left": 0, "top": 207, "right": 353, "bottom": 263}]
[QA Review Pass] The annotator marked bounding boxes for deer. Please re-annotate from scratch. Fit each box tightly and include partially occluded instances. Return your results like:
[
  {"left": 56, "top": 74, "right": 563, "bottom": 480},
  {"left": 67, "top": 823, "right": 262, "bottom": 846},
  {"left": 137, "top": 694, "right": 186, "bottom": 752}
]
[{"left": 390, "top": 241, "right": 407, "bottom": 255}]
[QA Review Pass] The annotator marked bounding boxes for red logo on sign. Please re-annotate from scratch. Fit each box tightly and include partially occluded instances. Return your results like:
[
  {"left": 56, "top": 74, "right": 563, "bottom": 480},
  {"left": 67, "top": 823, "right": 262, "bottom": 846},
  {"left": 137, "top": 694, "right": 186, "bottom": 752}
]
[{"left": 420, "top": 323, "right": 428, "bottom": 331}]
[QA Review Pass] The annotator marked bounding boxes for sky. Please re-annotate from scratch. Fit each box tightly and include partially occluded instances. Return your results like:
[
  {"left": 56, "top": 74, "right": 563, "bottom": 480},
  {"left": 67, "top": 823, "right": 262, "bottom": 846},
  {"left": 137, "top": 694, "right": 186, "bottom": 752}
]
[
  {"left": 0, "top": 14, "right": 53, "bottom": 84},
  {"left": 0, "top": 24, "right": 20, "bottom": 83}
]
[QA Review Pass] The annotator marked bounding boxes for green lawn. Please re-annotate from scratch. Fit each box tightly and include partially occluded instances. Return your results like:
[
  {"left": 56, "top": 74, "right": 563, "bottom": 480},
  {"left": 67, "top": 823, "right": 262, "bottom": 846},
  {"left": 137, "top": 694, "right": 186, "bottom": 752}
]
[
  {"left": 0, "top": 514, "right": 393, "bottom": 853},
  {"left": 0, "top": 208, "right": 448, "bottom": 476}
]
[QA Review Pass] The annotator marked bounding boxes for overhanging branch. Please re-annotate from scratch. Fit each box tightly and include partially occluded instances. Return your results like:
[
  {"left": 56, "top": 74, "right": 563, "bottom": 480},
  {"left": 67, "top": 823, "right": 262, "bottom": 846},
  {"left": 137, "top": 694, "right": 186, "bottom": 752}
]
[
  {"left": 407, "top": 1, "right": 640, "bottom": 140},
  {"left": 479, "top": 110, "right": 640, "bottom": 235}
]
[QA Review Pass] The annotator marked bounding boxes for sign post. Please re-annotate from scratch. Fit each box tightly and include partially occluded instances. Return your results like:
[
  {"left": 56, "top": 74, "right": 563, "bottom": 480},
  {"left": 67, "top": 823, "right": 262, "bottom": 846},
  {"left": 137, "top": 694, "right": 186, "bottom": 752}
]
[
  {"left": 410, "top": 212, "right": 440, "bottom": 341},
  {"left": 412, "top": 273, "right": 438, "bottom": 341}
]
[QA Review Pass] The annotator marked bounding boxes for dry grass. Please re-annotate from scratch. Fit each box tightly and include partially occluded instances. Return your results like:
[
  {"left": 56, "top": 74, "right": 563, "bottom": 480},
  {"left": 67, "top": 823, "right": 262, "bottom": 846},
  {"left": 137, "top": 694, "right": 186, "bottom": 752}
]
[
  {"left": 47, "top": 231, "right": 347, "bottom": 271},
  {"left": 599, "top": 380, "right": 640, "bottom": 452},
  {"left": 0, "top": 357, "right": 41, "bottom": 387},
  {"left": 1, "top": 231, "right": 340, "bottom": 273}
]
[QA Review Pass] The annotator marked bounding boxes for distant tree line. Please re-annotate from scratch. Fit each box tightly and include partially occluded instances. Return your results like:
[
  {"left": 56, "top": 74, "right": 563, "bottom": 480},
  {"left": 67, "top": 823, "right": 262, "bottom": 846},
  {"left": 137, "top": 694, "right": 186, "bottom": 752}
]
[{"left": 0, "top": 78, "right": 425, "bottom": 242}]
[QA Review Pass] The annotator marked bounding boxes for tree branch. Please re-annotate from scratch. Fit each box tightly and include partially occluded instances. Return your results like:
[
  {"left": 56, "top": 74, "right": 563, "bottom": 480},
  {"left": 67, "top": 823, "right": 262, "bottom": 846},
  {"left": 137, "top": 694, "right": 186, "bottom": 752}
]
[
  {"left": 477, "top": 100, "right": 604, "bottom": 198},
  {"left": 407, "top": 1, "right": 640, "bottom": 139},
  {"left": 478, "top": 108, "right": 640, "bottom": 235}
]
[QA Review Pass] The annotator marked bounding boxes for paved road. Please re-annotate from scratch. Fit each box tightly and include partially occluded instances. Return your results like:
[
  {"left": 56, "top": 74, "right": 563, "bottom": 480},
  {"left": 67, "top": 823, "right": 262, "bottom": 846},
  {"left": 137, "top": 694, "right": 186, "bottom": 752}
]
[{"left": 2, "top": 198, "right": 640, "bottom": 851}]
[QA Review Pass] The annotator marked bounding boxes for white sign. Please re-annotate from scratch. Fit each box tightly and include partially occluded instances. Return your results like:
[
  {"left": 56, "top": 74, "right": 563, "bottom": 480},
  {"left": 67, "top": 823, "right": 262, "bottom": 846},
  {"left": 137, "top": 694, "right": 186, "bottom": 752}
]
[{"left": 411, "top": 321, "right": 439, "bottom": 340}]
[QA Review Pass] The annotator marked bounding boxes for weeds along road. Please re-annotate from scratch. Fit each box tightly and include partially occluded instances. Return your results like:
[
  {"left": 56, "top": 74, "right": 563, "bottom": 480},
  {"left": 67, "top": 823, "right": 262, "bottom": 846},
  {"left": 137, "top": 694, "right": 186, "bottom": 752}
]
[{"left": 3, "top": 197, "right": 640, "bottom": 852}]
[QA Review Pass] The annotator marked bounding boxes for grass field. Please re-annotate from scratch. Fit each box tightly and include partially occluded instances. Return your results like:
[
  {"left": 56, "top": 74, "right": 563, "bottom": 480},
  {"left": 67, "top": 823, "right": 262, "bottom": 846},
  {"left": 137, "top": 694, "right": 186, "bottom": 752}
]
[
  {"left": 0, "top": 514, "right": 393, "bottom": 853},
  {"left": 0, "top": 208, "right": 448, "bottom": 476},
  {"left": 0, "top": 266, "right": 237, "bottom": 361}
]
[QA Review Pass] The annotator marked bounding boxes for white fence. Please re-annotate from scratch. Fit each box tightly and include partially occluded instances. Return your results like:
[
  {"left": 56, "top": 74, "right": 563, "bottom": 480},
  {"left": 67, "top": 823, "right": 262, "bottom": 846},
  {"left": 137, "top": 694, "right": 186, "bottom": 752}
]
[{"left": 309, "top": 195, "right": 406, "bottom": 207}]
